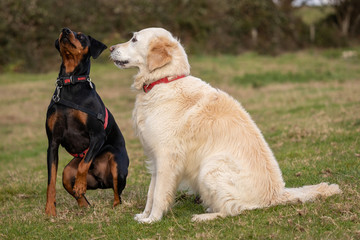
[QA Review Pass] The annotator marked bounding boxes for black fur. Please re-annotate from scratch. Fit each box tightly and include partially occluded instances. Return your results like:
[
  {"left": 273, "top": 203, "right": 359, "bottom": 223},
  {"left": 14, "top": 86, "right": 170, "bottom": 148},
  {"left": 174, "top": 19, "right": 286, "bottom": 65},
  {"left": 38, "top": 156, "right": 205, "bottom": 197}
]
[{"left": 45, "top": 28, "right": 129, "bottom": 216}]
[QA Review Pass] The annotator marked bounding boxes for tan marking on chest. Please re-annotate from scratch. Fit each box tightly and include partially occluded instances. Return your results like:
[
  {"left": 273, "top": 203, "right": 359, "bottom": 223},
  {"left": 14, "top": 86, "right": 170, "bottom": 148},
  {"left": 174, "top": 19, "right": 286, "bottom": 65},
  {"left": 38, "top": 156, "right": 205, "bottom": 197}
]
[
  {"left": 47, "top": 112, "right": 59, "bottom": 132},
  {"left": 72, "top": 109, "right": 88, "bottom": 125}
]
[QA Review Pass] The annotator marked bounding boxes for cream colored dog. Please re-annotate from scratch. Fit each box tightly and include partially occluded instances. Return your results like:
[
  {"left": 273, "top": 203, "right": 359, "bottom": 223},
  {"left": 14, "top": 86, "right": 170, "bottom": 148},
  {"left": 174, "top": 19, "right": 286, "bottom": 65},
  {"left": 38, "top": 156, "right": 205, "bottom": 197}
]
[{"left": 110, "top": 27, "right": 341, "bottom": 223}]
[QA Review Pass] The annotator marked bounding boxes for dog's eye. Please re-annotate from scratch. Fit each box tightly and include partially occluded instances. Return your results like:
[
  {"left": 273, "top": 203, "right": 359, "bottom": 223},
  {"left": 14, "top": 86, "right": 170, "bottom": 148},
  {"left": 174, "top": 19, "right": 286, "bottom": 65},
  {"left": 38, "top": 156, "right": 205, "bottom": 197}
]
[{"left": 131, "top": 37, "right": 137, "bottom": 43}]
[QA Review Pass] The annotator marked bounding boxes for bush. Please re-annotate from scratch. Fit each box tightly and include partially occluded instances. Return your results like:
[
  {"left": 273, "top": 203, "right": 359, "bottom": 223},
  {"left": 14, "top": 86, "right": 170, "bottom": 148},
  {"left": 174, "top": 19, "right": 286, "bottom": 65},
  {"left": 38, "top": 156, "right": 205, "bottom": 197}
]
[{"left": 0, "top": 0, "right": 357, "bottom": 72}]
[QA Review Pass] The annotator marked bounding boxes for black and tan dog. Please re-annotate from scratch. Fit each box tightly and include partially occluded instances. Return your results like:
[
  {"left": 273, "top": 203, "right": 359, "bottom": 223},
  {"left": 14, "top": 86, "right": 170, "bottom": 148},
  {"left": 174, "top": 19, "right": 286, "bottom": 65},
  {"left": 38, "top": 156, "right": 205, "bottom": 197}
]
[{"left": 45, "top": 28, "right": 129, "bottom": 216}]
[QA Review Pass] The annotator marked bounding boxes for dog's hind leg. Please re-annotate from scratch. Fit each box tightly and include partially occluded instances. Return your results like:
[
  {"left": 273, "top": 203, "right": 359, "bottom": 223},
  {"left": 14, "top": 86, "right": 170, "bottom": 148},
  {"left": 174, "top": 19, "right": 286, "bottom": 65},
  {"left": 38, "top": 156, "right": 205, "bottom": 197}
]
[
  {"left": 110, "top": 150, "right": 128, "bottom": 207},
  {"left": 109, "top": 157, "right": 121, "bottom": 207},
  {"left": 193, "top": 154, "right": 250, "bottom": 222},
  {"left": 62, "top": 158, "right": 93, "bottom": 207}
]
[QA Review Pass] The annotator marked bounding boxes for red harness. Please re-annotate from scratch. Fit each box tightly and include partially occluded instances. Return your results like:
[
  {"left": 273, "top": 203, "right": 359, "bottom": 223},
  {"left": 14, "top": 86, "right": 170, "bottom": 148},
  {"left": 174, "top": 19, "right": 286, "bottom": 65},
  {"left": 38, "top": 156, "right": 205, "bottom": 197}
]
[
  {"left": 143, "top": 75, "right": 187, "bottom": 93},
  {"left": 69, "top": 107, "right": 109, "bottom": 158}
]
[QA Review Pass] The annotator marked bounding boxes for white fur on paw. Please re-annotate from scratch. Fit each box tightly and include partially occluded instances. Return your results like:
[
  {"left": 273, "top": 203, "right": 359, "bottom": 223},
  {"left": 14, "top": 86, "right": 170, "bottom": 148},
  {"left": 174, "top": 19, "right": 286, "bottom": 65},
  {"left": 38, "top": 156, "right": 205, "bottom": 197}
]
[
  {"left": 137, "top": 216, "right": 160, "bottom": 224},
  {"left": 191, "top": 213, "right": 223, "bottom": 222},
  {"left": 134, "top": 213, "right": 149, "bottom": 221},
  {"left": 191, "top": 214, "right": 206, "bottom": 222}
]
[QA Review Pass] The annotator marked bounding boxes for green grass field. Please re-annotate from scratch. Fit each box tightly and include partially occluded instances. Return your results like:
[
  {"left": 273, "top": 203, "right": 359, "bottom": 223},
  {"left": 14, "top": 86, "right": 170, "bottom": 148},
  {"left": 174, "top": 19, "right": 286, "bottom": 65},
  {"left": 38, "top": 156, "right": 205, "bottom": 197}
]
[{"left": 0, "top": 48, "right": 359, "bottom": 239}]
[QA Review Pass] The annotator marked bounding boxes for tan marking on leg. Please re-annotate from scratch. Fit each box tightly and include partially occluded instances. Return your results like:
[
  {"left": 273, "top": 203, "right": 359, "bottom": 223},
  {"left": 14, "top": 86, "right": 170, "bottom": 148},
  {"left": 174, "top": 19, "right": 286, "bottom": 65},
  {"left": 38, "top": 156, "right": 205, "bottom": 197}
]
[
  {"left": 93, "top": 152, "right": 111, "bottom": 176},
  {"left": 62, "top": 161, "right": 90, "bottom": 207},
  {"left": 76, "top": 196, "right": 90, "bottom": 207},
  {"left": 109, "top": 153, "right": 120, "bottom": 207},
  {"left": 73, "top": 160, "right": 91, "bottom": 198},
  {"left": 45, "top": 163, "right": 57, "bottom": 216}
]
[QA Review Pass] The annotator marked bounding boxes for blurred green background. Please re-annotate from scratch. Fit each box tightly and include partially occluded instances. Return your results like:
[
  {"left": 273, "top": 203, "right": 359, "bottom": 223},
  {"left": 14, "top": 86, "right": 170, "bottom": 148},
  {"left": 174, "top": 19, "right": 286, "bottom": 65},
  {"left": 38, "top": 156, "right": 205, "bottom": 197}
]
[{"left": 1, "top": 0, "right": 359, "bottom": 72}]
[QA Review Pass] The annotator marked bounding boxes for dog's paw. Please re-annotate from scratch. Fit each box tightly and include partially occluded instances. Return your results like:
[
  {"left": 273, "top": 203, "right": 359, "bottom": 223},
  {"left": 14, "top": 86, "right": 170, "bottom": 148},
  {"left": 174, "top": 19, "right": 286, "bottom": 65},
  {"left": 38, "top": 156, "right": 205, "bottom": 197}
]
[
  {"left": 45, "top": 203, "right": 56, "bottom": 216},
  {"left": 134, "top": 212, "right": 149, "bottom": 221},
  {"left": 136, "top": 216, "right": 160, "bottom": 224},
  {"left": 113, "top": 200, "right": 121, "bottom": 208},
  {"left": 191, "top": 214, "right": 204, "bottom": 222},
  {"left": 191, "top": 213, "right": 224, "bottom": 222},
  {"left": 73, "top": 180, "right": 87, "bottom": 199},
  {"left": 77, "top": 196, "right": 90, "bottom": 207}
]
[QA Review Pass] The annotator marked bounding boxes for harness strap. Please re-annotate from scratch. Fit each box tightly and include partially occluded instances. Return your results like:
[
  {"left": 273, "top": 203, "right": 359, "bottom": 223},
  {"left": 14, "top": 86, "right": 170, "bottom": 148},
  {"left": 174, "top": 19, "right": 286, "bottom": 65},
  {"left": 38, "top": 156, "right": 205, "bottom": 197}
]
[
  {"left": 57, "top": 98, "right": 106, "bottom": 123},
  {"left": 49, "top": 75, "right": 109, "bottom": 159},
  {"left": 70, "top": 148, "right": 89, "bottom": 159},
  {"left": 103, "top": 107, "right": 109, "bottom": 129}
]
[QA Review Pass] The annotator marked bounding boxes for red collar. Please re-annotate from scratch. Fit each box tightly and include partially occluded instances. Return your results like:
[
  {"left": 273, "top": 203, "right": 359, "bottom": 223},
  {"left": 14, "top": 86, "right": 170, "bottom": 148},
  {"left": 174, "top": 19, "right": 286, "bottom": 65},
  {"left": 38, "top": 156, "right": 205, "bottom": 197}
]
[
  {"left": 57, "top": 75, "right": 89, "bottom": 85},
  {"left": 143, "top": 75, "right": 187, "bottom": 93}
]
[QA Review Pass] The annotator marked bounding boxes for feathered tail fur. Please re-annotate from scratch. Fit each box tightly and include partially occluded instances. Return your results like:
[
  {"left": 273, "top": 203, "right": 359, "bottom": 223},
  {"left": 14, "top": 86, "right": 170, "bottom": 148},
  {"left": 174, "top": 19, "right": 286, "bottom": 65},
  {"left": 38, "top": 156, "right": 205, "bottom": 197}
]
[{"left": 274, "top": 182, "right": 342, "bottom": 205}]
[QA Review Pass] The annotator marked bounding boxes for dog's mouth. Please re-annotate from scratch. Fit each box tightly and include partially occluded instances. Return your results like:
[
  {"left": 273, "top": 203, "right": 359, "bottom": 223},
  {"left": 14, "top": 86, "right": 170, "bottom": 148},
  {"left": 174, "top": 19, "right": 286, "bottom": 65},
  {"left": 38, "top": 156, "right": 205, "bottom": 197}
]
[
  {"left": 60, "top": 36, "right": 77, "bottom": 49},
  {"left": 60, "top": 35, "right": 69, "bottom": 42},
  {"left": 114, "top": 60, "right": 129, "bottom": 67}
]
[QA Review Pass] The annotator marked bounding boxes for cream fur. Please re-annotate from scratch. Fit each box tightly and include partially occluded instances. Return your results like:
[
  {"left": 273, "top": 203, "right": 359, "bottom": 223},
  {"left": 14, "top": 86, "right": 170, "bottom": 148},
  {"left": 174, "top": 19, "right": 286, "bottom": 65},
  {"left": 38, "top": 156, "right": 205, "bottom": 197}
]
[{"left": 110, "top": 27, "right": 341, "bottom": 223}]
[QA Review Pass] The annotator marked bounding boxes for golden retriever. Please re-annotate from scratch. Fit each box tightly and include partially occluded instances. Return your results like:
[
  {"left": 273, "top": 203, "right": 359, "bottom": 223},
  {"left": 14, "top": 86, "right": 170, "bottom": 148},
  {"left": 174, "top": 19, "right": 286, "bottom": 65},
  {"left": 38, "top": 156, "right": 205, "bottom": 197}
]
[{"left": 110, "top": 27, "right": 341, "bottom": 223}]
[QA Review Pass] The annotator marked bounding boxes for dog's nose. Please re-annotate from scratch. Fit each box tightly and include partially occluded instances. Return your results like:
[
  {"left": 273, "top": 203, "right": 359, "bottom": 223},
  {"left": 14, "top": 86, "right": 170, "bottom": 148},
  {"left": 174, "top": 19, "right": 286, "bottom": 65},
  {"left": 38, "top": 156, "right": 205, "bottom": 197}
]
[
  {"left": 109, "top": 45, "right": 116, "bottom": 52},
  {"left": 62, "top": 27, "right": 71, "bottom": 35}
]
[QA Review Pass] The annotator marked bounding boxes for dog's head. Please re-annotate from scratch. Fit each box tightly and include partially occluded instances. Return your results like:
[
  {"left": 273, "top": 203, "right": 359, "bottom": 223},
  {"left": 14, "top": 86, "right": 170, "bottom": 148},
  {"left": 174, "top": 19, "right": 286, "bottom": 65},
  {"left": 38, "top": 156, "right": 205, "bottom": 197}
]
[
  {"left": 110, "top": 28, "right": 190, "bottom": 90},
  {"left": 55, "top": 28, "right": 107, "bottom": 73}
]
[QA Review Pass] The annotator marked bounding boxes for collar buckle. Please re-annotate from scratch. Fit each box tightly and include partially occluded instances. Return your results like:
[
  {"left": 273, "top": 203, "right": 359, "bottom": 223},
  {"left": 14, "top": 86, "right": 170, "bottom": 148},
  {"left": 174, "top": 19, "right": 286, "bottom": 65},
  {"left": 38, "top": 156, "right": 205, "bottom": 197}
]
[
  {"left": 70, "top": 75, "right": 75, "bottom": 84},
  {"left": 143, "top": 83, "right": 150, "bottom": 93},
  {"left": 87, "top": 77, "right": 94, "bottom": 89}
]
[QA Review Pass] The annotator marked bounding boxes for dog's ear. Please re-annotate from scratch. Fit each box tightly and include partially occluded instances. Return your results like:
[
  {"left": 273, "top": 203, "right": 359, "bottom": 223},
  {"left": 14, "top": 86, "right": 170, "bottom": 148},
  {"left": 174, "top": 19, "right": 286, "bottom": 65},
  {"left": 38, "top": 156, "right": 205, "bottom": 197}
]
[
  {"left": 55, "top": 39, "right": 60, "bottom": 52},
  {"left": 88, "top": 36, "right": 107, "bottom": 59},
  {"left": 147, "top": 37, "right": 177, "bottom": 72}
]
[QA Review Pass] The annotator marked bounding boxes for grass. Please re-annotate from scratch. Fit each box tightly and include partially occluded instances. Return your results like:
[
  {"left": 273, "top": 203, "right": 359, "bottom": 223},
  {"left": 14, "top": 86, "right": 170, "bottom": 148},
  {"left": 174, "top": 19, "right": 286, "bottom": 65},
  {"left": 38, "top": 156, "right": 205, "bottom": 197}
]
[{"left": 0, "top": 48, "right": 359, "bottom": 239}]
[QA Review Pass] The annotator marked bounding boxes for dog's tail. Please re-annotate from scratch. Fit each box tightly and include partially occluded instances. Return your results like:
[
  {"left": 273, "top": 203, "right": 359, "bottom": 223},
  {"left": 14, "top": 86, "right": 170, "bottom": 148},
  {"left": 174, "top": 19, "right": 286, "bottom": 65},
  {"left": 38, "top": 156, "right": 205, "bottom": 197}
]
[{"left": 273, "top": 182, "right": 341, "bottom": 205}]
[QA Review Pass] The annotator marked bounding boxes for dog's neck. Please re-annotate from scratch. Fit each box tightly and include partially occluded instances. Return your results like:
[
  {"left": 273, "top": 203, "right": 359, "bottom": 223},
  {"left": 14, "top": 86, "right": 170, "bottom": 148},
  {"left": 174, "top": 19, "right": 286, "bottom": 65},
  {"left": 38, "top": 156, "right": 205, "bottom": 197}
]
[{"left": 58, "top": 58, "right": 91, "bottom": 78}]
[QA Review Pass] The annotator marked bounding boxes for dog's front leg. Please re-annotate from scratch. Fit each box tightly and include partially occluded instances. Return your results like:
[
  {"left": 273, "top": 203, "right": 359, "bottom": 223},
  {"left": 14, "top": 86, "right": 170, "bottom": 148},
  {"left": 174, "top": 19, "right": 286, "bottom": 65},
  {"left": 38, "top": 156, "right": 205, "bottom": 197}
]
[
  {"left": 134, "top": 173, "right": 156, "bottom": 221},
  {"left": 137, "top": 158, "right": 178, "bottom": 224},
  {"left": 73, "top": 131, "right": 105, "bottom": 199},
  {"left": 45, "top": 139, "right": 60, "bottom": 216}
]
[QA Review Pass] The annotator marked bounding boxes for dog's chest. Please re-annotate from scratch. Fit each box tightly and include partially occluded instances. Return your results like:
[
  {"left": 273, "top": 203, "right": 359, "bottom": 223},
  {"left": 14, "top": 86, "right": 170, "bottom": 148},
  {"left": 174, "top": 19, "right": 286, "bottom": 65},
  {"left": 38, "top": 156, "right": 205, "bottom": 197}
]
[{"left": 133, "top": 93, "right": 183, "bottom": 142}]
